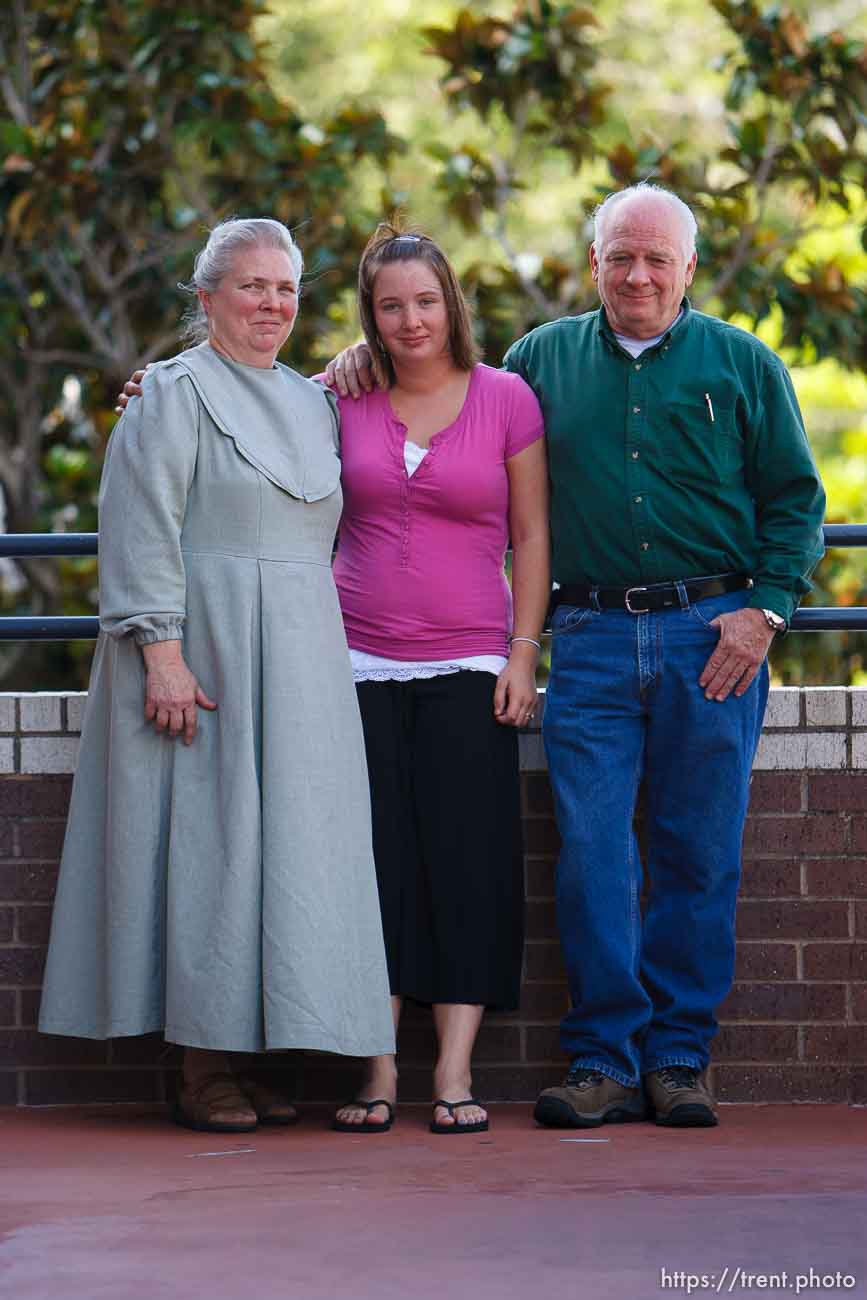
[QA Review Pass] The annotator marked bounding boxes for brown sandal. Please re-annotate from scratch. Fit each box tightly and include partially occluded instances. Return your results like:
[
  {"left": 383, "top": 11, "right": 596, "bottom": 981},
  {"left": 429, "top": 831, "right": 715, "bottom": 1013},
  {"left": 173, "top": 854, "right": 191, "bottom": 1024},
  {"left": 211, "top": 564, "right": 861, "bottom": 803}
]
[
  {"left": 173, "top": 1072, "right": 258, "bottom": 1133},
  {"left": 236, "top": 1075, "right": 299, "bottom": 1126}
]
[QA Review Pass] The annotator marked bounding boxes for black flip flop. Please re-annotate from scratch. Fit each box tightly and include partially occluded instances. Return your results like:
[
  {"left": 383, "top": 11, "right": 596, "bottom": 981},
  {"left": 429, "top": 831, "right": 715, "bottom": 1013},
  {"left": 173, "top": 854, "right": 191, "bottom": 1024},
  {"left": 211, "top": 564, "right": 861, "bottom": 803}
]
[
  {"left": 430, "top": 1098, "right": 489, "bottom": 1135},
  {"left": 332, "top": 1097, "right": 395, "bottom": 1133}
]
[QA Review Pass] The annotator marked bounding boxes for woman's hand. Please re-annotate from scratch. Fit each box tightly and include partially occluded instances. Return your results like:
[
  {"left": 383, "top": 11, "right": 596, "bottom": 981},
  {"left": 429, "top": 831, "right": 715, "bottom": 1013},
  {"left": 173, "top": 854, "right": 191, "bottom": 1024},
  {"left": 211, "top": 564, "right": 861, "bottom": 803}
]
[
  {"left": 324, "top": 343, "right": 376, "bottom": 397},
  {"left": 493, "top": 645, "right": 539, "bottom": 728},
  {"left": 114, "top": 367, "right": 149, "bottom": 414},
  {"left": 141, "top": 641, "right": 217, "bottom": 745}
]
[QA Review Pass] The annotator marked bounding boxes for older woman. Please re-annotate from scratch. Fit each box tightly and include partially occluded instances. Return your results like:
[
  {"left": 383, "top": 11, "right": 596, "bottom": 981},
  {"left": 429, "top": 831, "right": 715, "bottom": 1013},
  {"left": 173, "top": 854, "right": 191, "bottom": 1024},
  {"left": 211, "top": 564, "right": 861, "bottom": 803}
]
[
  {"left": 39, "top": 218, "right": 395, "bottom": 1132},
  {"left": 327, "top": 226, "right": 549, "bottom": 1134}
]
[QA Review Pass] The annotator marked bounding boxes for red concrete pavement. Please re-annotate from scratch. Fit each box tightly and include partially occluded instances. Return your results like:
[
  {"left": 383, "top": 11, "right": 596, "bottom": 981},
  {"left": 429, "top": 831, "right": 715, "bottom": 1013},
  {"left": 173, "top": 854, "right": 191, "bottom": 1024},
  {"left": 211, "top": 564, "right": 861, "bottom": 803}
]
[{"left": 1, "top": 1104, "right": 865, "bottom": 1300}]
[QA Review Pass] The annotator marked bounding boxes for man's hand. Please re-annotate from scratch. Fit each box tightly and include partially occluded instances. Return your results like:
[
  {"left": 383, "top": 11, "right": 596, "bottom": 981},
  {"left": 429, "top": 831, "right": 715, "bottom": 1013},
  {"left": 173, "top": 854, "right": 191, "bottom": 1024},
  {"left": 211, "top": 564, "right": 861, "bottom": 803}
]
[
  {"left": 699, "top": 608, "right": 775, "bottom": 701},
  {"left": 324, "top": 343, "right": 376, "bottom": 398},
  {"left": 115, "top": 367, "right": 149, "bottom": 414},
  {"left": 141, "top": 640, "right": 217, "bottom": 744}
]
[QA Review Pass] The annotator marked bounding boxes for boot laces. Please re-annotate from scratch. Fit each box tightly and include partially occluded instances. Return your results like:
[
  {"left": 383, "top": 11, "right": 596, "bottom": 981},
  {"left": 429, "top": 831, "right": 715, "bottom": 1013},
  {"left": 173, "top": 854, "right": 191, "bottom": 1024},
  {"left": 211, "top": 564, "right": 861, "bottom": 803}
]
[
  {"left": 564, "top": 1067, "right": 607, "bottom": 1090},
  {"left": 657, "top": 1066, "right": 698, "bottom": 1091}
]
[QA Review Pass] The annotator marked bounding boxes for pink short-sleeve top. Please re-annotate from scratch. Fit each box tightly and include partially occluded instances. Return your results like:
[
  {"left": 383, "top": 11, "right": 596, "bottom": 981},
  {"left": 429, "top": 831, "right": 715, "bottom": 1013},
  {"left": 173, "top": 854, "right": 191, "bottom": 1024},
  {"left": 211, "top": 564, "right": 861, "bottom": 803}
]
[{"left": 332, "top": 363, "right": 545, "bottom": 660}]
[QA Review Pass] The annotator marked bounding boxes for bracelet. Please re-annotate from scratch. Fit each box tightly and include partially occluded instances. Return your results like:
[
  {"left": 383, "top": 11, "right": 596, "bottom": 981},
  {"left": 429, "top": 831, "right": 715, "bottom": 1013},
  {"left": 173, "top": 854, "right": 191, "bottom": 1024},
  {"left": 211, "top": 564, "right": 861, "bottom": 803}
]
[{"left": 510, "top": 636, "right": 542, "bottom": 652}]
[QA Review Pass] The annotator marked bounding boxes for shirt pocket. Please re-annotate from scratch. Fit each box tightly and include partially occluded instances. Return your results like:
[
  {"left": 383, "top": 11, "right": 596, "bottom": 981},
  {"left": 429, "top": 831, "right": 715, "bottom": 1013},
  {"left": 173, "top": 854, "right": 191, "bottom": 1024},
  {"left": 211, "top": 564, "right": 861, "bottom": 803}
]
[{"left": 659, "top": 401, "right": 744, "bottom": 486}]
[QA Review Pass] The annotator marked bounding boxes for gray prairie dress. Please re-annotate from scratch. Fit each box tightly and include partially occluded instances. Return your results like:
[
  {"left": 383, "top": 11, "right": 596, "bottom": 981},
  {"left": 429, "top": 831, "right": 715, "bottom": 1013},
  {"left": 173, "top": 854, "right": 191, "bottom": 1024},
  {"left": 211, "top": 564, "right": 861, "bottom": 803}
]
[{"left": 39, "top": 342, "right": 395, "bottom": 1057}]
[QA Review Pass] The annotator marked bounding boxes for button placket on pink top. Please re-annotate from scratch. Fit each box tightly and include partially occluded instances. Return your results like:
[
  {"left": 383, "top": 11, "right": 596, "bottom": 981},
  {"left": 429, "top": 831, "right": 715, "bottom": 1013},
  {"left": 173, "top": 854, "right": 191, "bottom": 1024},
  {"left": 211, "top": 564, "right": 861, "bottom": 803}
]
[{"left": 385, "top": 368, "right": 478, "bottom": 568}]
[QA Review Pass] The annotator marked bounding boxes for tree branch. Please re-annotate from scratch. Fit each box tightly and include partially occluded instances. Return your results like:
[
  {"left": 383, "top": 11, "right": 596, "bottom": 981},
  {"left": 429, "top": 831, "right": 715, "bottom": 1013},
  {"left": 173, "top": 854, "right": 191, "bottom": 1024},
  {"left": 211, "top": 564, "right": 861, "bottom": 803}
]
[
  {"left": 38, "top": 250, "right": 116, "bottom": 357},
  {"left": 700, "top": 140, "right": 783, "bottom": 306},
  {"left": 486, "top": 147, "right": 562, "bottom": 322},
  {"left": 22, "top": 348, "right": 109, "bottom": 370},
  {"left": 0, "top": 1, "right": 34, "bottom": 127},
  {"left": 140, "top": 330, "right": 182, "bottom": 367}
]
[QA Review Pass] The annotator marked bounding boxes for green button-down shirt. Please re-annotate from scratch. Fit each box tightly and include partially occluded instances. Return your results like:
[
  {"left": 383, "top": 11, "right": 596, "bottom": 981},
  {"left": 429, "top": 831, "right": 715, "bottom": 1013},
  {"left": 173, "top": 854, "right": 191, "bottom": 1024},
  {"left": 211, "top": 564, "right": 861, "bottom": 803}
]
[{"left": 503, "top": 300, "right": 825, "bottom": 624}]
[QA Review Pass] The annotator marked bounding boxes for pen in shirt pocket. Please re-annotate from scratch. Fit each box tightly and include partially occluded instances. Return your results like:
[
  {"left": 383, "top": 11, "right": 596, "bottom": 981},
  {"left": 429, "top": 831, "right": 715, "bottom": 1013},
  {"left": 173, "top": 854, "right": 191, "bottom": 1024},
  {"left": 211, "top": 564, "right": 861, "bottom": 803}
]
[{"left": 704, "top": 392, "right": 715, "bottom": 424}]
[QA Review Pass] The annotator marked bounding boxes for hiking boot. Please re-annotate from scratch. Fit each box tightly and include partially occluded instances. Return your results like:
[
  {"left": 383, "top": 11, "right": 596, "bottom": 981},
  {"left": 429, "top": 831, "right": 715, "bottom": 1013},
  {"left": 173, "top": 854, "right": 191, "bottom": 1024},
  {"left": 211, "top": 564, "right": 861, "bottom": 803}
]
[
  {"left": 533, "top": 1067, "right": 646, "bottom": 1129},
  {"left": 645, "top": 1066, "right": 718, "bottom": 1128}
]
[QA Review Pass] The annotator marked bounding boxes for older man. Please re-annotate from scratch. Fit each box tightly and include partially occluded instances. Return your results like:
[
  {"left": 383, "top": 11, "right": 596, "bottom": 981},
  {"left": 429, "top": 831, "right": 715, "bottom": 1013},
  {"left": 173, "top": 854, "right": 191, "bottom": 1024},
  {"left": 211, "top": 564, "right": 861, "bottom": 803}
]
[
  {"left": 504, "top": 184, "right": 824, "bottom": 1128},
  {"left": 325, "top": 184, "right": 825, "bottom": 1128}
]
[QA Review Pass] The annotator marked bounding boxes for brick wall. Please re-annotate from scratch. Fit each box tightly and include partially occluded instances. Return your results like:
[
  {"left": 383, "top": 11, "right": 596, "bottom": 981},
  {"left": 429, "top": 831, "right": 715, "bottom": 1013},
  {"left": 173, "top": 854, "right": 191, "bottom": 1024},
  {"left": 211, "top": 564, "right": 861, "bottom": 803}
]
[{"left": 1, "top": 688, "right": 865, "bottom": 1107}]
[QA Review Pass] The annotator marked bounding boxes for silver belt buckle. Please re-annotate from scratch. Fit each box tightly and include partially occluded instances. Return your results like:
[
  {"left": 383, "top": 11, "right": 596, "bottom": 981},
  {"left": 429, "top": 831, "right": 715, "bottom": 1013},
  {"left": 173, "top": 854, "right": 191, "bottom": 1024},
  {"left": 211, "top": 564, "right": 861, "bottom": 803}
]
[{"left": 624, "top": 586, "right": 650, "bottom": 614}]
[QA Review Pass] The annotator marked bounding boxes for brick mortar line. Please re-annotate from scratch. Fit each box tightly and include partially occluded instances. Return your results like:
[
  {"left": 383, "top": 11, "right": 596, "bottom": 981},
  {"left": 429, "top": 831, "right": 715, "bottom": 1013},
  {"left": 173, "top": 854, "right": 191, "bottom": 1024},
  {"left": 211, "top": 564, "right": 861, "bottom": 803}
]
[
  {"left": 761, "top": 728, "right": 867, "bottom": 734},
  {"left": 0, "top": 864, "right": 63, "bottom": 872},
  {"left": 516, "top": 1056, "right": 847, "bottom": 1066},
  {"left": 725, "top": 1007, "right": 851, "bottom": 1012},
  {"left": 2, "top": 863, "right": 63, "bottom": 872},
  {"left": 746, "top": 810, "right": 856, "bottom": 816},
  {"left": 14, "top": 732, "right": 75, "bottom": 738},
  {"left": 8, "top": 1064, "right": 169, "bottom": 1073}
]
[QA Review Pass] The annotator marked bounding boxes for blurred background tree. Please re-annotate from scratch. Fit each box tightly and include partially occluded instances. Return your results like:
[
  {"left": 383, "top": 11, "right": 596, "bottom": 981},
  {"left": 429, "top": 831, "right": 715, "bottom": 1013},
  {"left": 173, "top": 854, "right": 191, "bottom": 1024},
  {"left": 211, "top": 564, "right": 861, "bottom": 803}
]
[
  {"left": 1, "top": 0, "right": 865, "bottom": 685},
  {"left": 0, "top": 0, "right": 403, "bottom": 684}
]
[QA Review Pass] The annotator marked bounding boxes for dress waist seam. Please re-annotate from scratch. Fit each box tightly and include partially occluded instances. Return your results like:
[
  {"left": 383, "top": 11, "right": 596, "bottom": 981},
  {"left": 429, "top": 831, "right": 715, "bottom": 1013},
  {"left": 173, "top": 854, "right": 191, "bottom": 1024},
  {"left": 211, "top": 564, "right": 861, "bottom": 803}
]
[{"left": 181, "top": 548, "right": 332, "bottom": 567}]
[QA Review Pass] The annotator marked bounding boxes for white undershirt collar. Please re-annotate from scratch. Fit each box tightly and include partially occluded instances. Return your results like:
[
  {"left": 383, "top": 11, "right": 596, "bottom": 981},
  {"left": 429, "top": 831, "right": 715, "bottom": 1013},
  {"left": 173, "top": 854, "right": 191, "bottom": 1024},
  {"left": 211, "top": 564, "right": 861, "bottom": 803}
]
[{"left": 613, "top": 309, "right": 683, "bottom": 358}]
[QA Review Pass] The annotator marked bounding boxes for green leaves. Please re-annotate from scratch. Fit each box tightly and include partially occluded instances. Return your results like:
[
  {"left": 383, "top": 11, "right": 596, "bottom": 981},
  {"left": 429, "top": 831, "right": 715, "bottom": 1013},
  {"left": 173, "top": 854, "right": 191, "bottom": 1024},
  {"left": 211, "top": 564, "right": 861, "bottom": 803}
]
[
  {"left": 0, "top": 0, "right": 410, "bottom": 682},
  {"left": 1, "top": 0, "right": 866, "bottom": 684},
  {"left": 424, "top": 3, "right": 608, "bottom": 159}
]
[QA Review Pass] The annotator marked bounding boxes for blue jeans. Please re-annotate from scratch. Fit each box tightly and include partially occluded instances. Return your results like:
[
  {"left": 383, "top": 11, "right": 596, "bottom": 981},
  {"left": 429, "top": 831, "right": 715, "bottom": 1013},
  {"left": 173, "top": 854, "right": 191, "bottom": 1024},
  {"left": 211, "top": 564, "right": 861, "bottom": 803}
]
[{"left": 542, "top": 589, "right": 768, "bottom": 1087}]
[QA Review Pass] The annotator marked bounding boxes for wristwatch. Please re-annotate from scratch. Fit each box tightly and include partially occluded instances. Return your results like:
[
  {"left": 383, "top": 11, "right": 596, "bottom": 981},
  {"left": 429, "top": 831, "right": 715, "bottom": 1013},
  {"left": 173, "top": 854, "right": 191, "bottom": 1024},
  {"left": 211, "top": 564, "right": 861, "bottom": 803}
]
[{"left": 761, "top": 608, "right": 787, "bottom": 633}]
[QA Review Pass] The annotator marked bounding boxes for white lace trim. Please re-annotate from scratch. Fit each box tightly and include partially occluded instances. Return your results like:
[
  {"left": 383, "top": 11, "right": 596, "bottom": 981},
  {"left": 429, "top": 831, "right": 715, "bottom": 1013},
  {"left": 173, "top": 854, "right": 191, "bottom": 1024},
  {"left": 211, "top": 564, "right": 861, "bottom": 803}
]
[{"left": 350, "top": 649, "right": 507, "bottom": 683}]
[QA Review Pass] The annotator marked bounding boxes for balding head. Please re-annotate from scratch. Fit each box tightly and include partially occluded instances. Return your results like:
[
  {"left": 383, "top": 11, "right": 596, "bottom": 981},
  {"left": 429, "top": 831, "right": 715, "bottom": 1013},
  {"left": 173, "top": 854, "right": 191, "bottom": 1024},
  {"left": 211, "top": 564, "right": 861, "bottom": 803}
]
[
  {"left": 589, "top": 185, "right": 698, "bottom": 338},
  {"left": 593, "top": 185, "right": 698, "bottom": 261}
]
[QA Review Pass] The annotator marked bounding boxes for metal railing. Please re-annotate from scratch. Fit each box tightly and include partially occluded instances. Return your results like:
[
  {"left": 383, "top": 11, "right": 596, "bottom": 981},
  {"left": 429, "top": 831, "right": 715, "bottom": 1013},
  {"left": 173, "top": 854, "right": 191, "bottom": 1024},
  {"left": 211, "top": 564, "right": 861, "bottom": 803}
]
[{"left": 1, "top": 525, "right": 866, "bottom": 640}]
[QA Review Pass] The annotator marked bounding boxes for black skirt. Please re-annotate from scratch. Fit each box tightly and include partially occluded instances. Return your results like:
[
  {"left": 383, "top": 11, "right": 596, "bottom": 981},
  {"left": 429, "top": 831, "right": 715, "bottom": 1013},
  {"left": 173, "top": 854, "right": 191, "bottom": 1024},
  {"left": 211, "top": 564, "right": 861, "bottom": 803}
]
[{"left": 356, "top": 670, "right": 524, "bottom": 1010}]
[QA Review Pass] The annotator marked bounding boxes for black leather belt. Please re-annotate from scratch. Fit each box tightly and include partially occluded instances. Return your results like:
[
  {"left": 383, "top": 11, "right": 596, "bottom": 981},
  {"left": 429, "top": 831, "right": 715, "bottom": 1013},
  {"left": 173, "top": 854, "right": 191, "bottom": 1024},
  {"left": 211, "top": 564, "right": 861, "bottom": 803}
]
[{"left": 552, "top": 572, "right": 751, "bottom": 615}]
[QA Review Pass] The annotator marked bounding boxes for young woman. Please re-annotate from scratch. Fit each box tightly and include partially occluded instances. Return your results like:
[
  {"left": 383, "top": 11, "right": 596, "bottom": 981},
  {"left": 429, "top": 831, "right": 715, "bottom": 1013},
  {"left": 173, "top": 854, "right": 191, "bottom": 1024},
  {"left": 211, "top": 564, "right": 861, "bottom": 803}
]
[{"left": 328, "top": 226, "right": 549, "bottom": 1134}]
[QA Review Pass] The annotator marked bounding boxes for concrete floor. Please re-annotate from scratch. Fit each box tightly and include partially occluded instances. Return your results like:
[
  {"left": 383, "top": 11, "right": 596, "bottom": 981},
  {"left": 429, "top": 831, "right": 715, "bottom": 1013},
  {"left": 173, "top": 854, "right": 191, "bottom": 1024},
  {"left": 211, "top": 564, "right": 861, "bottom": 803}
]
[{"left": 1, "top": 1104, "right": 865, "bottom": 1300}]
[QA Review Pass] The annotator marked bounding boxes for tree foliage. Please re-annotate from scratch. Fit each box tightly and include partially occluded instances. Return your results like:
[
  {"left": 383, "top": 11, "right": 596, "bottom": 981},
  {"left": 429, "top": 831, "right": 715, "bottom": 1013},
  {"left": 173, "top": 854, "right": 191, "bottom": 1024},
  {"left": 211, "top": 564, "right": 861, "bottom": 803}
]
[
  {"left": 1, "top": 0, "right": 866, "bottom": 684},
  {"left": 0, "top": 0, "right": 405, "bottom": 680},
  {"left": 423, "top": 0, "right": 867, "bottom": 365},
  {"left": 421, "top": 0, "right": 867, "bottom": 685}
]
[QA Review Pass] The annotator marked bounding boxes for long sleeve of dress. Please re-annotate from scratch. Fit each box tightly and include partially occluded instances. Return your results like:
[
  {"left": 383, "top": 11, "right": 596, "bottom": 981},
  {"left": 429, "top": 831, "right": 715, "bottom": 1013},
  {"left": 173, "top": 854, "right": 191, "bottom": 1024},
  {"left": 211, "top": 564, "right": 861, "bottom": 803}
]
[{"left": 98, "top": 364, "right": 199, "bottom": 644}]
